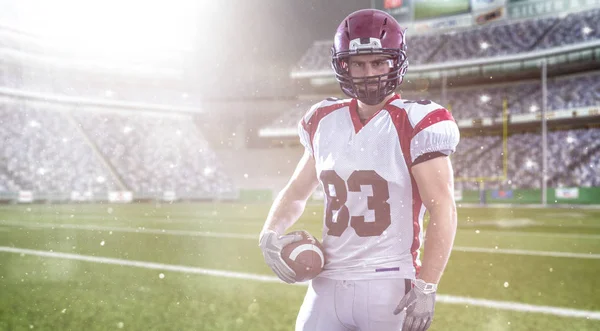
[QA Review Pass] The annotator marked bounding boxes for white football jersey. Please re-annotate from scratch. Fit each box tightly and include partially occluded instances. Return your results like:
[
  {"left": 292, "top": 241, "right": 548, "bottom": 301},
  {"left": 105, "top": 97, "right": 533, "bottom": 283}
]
[{"left": 298, "top": 94, "right": 460, "bottom": 281}]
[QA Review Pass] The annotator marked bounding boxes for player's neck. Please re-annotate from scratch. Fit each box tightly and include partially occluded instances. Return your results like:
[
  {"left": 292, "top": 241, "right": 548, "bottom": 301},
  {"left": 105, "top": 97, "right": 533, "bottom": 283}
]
[{"left": 356, "top": 94, "right": 395, "bottom": 121}]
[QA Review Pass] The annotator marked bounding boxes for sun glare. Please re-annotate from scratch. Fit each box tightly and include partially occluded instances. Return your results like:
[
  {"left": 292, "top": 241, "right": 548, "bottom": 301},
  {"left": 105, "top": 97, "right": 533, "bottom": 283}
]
[{"left": 5, "top": 0, "right": 198, "bottom": 64}]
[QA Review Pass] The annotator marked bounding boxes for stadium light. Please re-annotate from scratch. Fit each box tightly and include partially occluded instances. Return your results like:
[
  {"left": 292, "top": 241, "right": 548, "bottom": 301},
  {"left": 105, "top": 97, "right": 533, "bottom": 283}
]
[{"left": 525, "top": 160, "right": 535, "bottom": 169}]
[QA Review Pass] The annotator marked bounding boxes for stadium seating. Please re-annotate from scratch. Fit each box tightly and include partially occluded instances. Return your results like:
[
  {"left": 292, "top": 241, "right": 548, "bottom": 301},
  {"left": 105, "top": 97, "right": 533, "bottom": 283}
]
[
  {"left": 72, "top": 111, "right": 236, "bottom": 197},
  {"left": 538, "top": 8, "right": 600, "bottom": 49},
  {"left": 429, "top": 17, "right": 559, "bottom": 63},
  {"left": 454, "top": 128, "right": 600, "bottom": 190},
  {"left": 0, "top": 104, "right": 235, "bottom": 197},
  {"left": 293, "top": 9, "right": 599, "bottom": 73},
  {"left": 0, "top": 104, "right": 117, "bottom": 193},
  {"left": 441, "top": 72, "right": 600, "bottom": 118}
]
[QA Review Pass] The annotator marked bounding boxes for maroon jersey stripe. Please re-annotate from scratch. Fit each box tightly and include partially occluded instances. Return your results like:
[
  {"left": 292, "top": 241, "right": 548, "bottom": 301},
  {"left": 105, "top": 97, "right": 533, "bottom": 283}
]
[
  {"left": 348, "top": 95, "right": 400, "bottom": 134},
  {"left": 386, "top": 104, "right": 422, "bottom": 277},
  {"left": 411, "top": 108, "right": 455, "bottom": 139},
  {"left": 301, "top": 102, "right": 351, "bottom": 153},
  {"left": 347, "top": 98, "right": 363, "bottom": 133}
]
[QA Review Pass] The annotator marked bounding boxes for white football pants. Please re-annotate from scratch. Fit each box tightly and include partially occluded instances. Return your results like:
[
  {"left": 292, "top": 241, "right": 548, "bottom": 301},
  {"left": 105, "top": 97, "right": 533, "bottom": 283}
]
[{"left": 295, "top": 277, "right": 410, "bottom": 331}]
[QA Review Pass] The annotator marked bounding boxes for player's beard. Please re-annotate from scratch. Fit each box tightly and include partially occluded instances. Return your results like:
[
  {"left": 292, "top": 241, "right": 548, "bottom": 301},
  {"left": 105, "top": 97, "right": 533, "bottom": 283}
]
[{"left": 354, "top": 79, "right": 386, "bottom": 102}]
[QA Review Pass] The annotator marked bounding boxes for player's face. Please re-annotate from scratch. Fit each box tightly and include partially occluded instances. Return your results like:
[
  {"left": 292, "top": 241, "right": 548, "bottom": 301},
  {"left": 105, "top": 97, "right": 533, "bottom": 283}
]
[
  {"left": 347, "top": 54, "right": 393, "bottom": 92},
  {"left": 348, "top": 54, "right": 393, "bottom": 78}
]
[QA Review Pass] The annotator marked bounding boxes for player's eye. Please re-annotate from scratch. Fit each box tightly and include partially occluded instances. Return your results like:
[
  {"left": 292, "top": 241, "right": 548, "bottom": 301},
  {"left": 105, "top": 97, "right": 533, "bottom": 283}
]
[{"left": 372, "top": 60, "right": 388, "bottom": 67}]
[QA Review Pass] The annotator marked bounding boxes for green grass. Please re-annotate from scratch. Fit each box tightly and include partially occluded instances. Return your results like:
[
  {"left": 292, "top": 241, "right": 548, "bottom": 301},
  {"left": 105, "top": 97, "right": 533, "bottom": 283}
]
[{"left": 1, "top": 203, "right": 600, "bottom": 330}]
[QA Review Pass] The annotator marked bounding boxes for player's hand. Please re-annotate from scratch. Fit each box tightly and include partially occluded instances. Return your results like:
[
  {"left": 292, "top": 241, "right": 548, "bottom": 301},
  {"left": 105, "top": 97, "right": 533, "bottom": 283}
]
[
  {"left": 258, "top": 229, "right": 303, "bottom": 284},
  {"left": 393, "top": 279, "right": 437, "bottom": 331}
]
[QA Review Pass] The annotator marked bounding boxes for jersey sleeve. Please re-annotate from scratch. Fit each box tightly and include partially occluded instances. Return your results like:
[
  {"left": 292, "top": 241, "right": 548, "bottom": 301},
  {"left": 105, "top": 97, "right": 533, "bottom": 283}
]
[
  {"left": 298, "top": 117, "right": 313, "bottom": 155},
  {"left": 297, "top": 98, "right": 349, "bottom": 156},
  {"left": 409, "top": 105, "right": 460, "bottom": 164},
  {"left": 297, "top": 100, "right": 324, "bottom": 155}
]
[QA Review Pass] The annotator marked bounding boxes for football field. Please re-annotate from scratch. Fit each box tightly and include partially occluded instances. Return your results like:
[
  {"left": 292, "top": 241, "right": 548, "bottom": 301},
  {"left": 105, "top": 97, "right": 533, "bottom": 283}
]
[{"left": 1, "top": 202, "right": 599, "bottom": 331}]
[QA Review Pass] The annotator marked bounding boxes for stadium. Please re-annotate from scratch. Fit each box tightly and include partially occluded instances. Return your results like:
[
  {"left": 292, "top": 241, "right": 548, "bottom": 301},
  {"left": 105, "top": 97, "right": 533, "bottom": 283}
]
[{"left": 0, "top": 0, "right": 599, "bottom": 330}]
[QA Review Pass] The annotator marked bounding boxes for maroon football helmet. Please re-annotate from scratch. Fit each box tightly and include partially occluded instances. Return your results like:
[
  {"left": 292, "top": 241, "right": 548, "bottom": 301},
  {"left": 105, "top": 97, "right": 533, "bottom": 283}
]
[{"left": 331, "top": 9, "right": 408, "bottom": 105}]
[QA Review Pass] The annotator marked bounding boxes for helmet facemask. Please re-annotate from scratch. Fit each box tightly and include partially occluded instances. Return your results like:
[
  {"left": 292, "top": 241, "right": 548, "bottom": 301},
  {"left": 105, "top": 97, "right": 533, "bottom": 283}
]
[{"left": 332, "top": 48, "right": 408, "bottom": 105}]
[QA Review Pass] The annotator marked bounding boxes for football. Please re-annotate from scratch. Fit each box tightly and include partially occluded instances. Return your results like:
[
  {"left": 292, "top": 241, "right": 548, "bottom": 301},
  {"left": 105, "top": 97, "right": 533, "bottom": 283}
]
[{"left": 281, "top": 230, "right": 325, "bottom": 282}]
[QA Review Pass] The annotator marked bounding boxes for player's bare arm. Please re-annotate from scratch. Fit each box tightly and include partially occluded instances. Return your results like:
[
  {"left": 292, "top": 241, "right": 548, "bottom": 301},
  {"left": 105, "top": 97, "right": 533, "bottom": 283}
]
[
  {"left": 393, "top": 155, "right": 457, "bottom": 331},
  {"left": 259, "top": 149, "right": 320, "bottom": 283},
  {"left": 411, "top": 155, "right": 458, "bottom": 284},
  {"left": 260, "top": 149, "right": 319, "bottom": 235}
]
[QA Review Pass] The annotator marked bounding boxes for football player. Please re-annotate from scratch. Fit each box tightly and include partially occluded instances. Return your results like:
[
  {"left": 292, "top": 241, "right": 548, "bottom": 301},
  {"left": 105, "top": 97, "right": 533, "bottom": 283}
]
[{"left": 259, "top": 8, "right": 460, "bottom": 331}]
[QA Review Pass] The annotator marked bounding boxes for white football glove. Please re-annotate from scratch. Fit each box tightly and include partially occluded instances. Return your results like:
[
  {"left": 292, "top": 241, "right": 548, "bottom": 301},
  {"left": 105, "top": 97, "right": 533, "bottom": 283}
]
[
  {"left": 258, "top": 229, "right": 303, "bottom": 284},
  {"left": 394, "top": 279, "right": 437, "bottom": 331}
]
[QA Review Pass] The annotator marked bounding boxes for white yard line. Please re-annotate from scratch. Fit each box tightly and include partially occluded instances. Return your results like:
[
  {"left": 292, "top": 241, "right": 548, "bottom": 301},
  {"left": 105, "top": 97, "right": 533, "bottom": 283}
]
[
  {"left": 457, "top": 203, "right": 600, "bottom": 210},
  {"left": 458, "top": 229, "right": 600, "bottom": 240},
  {"left": 13, "top": 214, "right": 263, "bottom": 226},
  {"left": 2, "top": 221, "right": 600, "bottom": 259},
  {"left": 0, "top": 220, "right": 256, "bottom": 240},
  {"left": 1, "top": 246, "right": 599, "bottom": 321},
  {"left": 452, "top": 246, "right": 600, "bottom": 259},
  {"left": 461, "top": 222, "right": 600, "bottom": 230}
]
